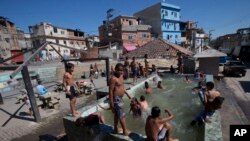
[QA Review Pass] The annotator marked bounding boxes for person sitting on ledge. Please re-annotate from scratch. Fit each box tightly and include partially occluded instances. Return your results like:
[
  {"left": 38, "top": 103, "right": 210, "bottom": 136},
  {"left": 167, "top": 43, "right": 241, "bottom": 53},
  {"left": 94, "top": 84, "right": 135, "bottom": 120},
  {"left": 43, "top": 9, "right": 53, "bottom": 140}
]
[
  {"left": 36, "top": 80, "right": 48, "bottom": 96},
  {"left": 190, "top": 82, "right": 223, "bottom": 126},
  {"left": 145, "top": 106, "right": 179, "bottom": 141},
  {"left": 75, "top": 112, "right": 105, "bottom": 127}
]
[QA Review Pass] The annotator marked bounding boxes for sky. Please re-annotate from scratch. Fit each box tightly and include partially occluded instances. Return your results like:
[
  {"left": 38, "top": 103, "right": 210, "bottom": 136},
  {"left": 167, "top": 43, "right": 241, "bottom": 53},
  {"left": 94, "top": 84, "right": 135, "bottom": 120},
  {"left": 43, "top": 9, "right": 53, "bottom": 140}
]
[{"left": 1, "top": 0, "right": 250, "bottom": 39}]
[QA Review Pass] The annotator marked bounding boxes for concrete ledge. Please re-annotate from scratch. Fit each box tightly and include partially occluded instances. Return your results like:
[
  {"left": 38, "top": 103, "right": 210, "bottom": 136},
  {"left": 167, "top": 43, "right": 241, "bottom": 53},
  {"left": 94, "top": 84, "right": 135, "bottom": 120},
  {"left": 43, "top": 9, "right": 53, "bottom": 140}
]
[
  {"left": 204, "top": 75, "right": 223, "bottom": 141},
  {"left": 205, "top": 111, "right": 223, "bottom": 141},
  {"left": 63, "top": 74, "right": 159, "bottom": 141}
]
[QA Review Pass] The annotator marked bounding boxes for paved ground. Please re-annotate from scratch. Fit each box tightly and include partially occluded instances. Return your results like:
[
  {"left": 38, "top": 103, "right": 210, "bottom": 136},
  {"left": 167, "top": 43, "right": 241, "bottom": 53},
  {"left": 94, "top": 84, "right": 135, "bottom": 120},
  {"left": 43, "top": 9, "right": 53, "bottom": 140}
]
[
  {"left": 0, "top": 74, "right": 107, "bottom": 141},
  {"left": 218, "top": 62, "right": 250, "bottom": 141},
  {"left": 1, "top": 60, "right": 250, "bottom": 141}
]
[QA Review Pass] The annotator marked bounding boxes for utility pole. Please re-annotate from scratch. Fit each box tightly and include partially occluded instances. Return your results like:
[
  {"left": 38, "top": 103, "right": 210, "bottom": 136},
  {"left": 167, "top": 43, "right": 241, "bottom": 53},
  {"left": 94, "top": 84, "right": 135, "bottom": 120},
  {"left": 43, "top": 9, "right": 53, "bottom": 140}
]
[
  {"left": 191, "top": 21, "right": 198, "bottom": 52},
  {"left": 106, "top": 8, "right": 114, "bottom": 49},
  {"left": 209, "top": 29, "right": 215, "bottom": 46}
]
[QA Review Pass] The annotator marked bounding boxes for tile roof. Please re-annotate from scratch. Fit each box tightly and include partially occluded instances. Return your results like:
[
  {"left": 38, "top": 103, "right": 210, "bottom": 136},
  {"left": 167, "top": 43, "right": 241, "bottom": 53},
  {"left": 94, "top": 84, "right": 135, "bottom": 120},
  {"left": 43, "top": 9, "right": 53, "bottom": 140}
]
[{"left": 123, "top": 38, "right": 193, "bottom": 58}]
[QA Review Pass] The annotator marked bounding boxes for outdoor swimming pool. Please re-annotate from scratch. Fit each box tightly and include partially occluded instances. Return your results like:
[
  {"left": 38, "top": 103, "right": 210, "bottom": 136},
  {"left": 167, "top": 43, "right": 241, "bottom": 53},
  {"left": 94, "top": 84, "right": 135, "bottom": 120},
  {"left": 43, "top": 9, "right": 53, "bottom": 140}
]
[{"left": 101, "top": 74, "right": 204, "bottom": 141}]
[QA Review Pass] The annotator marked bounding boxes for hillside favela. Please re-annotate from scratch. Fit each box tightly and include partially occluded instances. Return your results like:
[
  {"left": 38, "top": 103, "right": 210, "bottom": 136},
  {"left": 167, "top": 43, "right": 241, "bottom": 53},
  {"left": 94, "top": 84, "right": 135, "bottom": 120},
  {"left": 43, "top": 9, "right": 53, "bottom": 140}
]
[{"left": 0, "top": 0, "right": 250, "bottom": 141}]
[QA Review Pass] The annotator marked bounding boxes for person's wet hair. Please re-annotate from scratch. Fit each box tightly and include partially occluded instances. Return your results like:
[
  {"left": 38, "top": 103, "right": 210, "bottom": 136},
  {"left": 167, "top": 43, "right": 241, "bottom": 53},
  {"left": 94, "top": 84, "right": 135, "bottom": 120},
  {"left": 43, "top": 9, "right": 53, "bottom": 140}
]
[
  {"left": 140, "top": 95, "right": 145, "bottom": 101},
  {"left": 145, "top": 81, "right": 149, "bottom": 89},
  {"left": 66, "top": 63, "right": 74, "bottom": 70},
  {"left": 151, "top": 106, "right": 161, "bottom": 118},
  {"left": 115, "top": 63, "right": 123, "bottom": 70},
  {"left": 38, "top": 80, "right": 42, "bottom": 85},
  {"left": 75, "top": 117, "right": 85, "bottom": 127},
  {"left": 206, "top": 82, "right": 214, "bottom": 90}
]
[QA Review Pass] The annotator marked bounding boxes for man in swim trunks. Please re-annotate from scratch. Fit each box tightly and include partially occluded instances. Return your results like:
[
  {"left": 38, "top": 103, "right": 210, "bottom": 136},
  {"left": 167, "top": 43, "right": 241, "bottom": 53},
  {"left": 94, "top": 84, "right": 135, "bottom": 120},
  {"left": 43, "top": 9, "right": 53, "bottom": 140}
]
[
  {"left": 63, "top": 63, "right": 80, "bottom": 117},
  {"left": 144, "top": 54, "right": 149, "bottom": 78},
  {"left": 130, "top": 57, "right": 137, "bottom": 85},
  {"left": 145, "top": 106, "right": 178, "bottom": 141},
  {"left": 109, "top": 63, "right": 132, "bottom": 136}
]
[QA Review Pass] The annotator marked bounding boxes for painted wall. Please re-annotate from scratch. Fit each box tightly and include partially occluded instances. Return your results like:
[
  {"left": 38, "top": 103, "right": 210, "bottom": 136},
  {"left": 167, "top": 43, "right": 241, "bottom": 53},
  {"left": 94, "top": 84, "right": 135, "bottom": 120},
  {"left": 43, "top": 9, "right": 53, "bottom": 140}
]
[
  {"left": 134, "top": 3, "right": 162, "bottom": 36},
  {"left": 134, "top": 2, "right": 182, "bottom": 44},
  {"left": 199, "top": 58, "right": 219, "bottom": 76}
]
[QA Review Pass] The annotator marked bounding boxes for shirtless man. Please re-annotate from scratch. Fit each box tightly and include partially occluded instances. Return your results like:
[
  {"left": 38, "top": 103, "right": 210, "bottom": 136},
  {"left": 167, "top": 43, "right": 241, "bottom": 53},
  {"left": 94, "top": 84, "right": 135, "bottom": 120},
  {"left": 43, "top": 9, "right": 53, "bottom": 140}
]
[
  {"left": 191, "top": 81, "right": 222, "bottom": 125},
  {"left": 145, "top": 81, "right": 152, "bottom": 94},
  {"left": 124, "top": 57, "right": 130, "bottom": 80},
  {"left": 130, "top": 57, "right": 137, "bottom": 85},
  {"left": 144, "top": 54, "right": 149, "bottom": 78},
  {"left": 63, "top": 63, "right": 80, "bottom": 117},
  {"left": 139, "top": 95, "right": 149, "bottom": 112},
  {"left": 109, "top": 63, "right": 132, "bottom": 136},
  {"left": 145, "top": 106, "right": 178, "bottom": 141}
]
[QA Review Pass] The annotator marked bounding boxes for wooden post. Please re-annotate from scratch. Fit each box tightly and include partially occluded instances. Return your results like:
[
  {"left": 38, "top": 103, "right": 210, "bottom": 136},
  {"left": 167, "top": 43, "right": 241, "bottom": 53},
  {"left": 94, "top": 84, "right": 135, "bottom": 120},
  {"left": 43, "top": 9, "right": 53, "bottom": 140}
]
[
  {"left": 64, "top": 60, "right": 67, "bottom": 71},
  {"left": 0, "top": 93, "right": 3, "bottom": 105},
  {"left": 21, "top": 66, "right": 41, "bottom": 122},
  {"left": 105, "top": 57, "right": 110, "bottom": 86}
]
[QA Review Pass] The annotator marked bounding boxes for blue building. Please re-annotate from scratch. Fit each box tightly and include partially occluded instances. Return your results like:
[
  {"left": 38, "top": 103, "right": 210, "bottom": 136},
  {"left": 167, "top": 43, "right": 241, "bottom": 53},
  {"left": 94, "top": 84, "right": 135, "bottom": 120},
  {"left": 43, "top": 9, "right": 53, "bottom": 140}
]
[{"left": 134, "top": 2, "right": 183, "bottom": 44}]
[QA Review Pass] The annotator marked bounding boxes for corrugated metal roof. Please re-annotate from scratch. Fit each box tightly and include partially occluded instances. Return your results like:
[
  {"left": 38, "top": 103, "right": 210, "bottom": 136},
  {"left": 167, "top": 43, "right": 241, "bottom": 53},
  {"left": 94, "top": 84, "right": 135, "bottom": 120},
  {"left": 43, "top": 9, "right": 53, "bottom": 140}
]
[{"left": 193, "top": 48, "right": 227, "bottom": 58}]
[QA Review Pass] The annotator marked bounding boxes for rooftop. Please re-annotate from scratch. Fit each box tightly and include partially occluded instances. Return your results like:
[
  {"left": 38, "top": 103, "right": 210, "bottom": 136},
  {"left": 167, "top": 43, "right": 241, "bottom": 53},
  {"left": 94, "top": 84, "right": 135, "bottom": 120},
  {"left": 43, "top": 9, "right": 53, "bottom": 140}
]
[
  {"left": 123, "top": 38, "right": 193, "bottom": 58},
  {"left": 193, "top": 48, "right": 227, "bottom": 58}
]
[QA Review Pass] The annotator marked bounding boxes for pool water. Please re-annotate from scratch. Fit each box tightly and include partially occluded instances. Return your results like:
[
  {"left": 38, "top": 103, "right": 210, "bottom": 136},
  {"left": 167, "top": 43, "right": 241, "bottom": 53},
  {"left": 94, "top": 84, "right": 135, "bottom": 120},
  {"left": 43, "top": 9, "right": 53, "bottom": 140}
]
[{"left": 101, "top": 74, "right": 204, "bottom": 141}]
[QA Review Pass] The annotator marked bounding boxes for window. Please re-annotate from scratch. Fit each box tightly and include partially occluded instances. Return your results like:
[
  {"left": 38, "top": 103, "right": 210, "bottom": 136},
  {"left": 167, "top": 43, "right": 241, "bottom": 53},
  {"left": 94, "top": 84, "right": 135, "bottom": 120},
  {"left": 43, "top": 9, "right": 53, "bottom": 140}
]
[
  {"left": 174, "top": 24, "right": 176, "bottom": 30},
  {"left": 64, "top": 40, "right": 66, "bottom": 45},
  {"left": 161, "top": 10, "right": 164, "bottom": 13},
  {"left": 171, "top": 12, "right": 174, "bottom": 15},
  {"left": 175, "top": 35, "right": 178, "bottom": 38},
  {"left": 53, "top": 27, "right": 58, "bottom": 33},
  {"left": 5, "top": 38, "right": 10, "bottom": 43},
  {"left": 174, "top": 12, "right": 177, "bottom": 18},
  {"left": 142, "top": 33, "right": 147, "bottom": 38},
  {"left": 0, "top": 35, "right": 2, "bottom": 41},
  {"left": 56, "top": 39, "right": 59, "bottom": 44},
  {"left": 129, "top": 21, "right": 132, "bottom": 25},
  {"left": 70, "top": 41, "right": 73, "bottom": 44},
  {"left": 128, "top": 35, "right": 133, "bottom": 40},
  {"left": 167, "top": 35, "right": 170, "bottom": 40},
  {"left": 165, "top": 11, "right": 168, "bottom": 16},
  {"left": 61, "top": 31, "right": 65, "bottom": 34}
]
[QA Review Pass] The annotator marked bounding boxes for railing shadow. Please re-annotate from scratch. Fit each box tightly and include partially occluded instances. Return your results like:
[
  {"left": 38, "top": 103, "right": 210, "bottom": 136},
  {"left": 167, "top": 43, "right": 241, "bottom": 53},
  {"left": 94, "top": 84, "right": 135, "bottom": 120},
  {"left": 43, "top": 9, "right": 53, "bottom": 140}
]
[{"left": 0, "top": 103, "right": 34, "bottom": 127}]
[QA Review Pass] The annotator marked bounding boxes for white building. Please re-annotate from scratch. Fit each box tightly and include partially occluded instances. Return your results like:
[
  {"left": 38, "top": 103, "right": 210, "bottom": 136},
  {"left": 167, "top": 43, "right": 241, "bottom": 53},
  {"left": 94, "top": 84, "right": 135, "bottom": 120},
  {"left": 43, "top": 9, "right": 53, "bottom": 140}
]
[{"left": 29, "top": 22, "right": 86, "bottom": 59}]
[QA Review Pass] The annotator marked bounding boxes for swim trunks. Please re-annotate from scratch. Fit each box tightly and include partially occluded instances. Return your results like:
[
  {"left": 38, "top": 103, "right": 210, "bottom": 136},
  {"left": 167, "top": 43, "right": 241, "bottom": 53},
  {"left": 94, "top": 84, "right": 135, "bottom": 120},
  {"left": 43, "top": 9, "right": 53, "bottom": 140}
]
[{"left": 113, "top": 96, "right": 125, "bottom": 119}]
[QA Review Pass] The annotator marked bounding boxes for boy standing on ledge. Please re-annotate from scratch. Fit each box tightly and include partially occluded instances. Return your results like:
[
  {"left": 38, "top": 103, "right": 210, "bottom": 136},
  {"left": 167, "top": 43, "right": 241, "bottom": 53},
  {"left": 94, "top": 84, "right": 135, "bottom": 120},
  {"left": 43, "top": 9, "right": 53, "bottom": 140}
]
[{"left": 109, "top": 63, "right": 132, "bottom": 136}]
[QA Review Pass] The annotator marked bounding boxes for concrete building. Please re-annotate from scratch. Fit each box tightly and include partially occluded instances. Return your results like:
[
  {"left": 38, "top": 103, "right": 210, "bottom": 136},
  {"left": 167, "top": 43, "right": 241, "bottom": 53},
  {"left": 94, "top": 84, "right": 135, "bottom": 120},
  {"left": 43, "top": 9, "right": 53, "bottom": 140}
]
[
  {"left": 0, "top": 17, "right": 28, "bottom": 63},
  {"left": 214, "top": 33, "right": 239, "bottom": 53},
  {"left": 29, "top": 22, "right": 86, "bottom": 59},
  {"left": 214, "top": 27, "right": 250, "bottom": 61},
  {"left": 134, "top": 2, "right": 182, "bottom": 44},
  {"left": 99, "top": 15, "right": 152, "bottom": 53}
]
